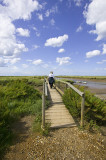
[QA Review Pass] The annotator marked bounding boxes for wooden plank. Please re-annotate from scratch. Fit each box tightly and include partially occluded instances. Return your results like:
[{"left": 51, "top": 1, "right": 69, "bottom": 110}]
[
  {"left": 54, "top": 85, "right": 64, "bottom": 96},
  {"left": 45, "top": 84, "right": 76, "bottom": 128}
]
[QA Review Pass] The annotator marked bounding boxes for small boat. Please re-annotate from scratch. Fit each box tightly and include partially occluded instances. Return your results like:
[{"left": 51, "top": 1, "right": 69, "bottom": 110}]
[
  {"left": 76, "top": 81, "right": 81, "bottom": 83},
  {"left": 82, "top": 81, "right": 87, "bottom": 84}
]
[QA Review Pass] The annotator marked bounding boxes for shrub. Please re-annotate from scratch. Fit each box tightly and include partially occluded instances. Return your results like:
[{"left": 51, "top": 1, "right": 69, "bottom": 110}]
[
  {"left": 84, "top": 90, "right": 106, "bottom": 125},
  {"left": 0, "top": 79, "right": 42, "bottom": 157},
  {"left": 62, "top": 87, "right": 106, "bottom": 126},
  {"left": 63, "top": 89, "right": 81, "bottom": 118}
]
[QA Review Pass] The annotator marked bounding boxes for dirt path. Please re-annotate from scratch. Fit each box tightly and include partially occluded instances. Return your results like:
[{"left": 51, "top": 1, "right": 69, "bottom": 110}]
[{"left": 3, "top": 115, "right": 106, "bottom": 160}]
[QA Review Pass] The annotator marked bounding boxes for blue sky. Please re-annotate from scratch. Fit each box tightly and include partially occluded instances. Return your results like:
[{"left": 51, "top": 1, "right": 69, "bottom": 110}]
[{"left": 0, "top": 0, "right": 106, "bottom": 76}]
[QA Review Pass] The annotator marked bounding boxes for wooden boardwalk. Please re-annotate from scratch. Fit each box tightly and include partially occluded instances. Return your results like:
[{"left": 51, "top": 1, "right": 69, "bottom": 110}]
[{"left": 45, "top": 85, "right": 76, "bottom": 128}]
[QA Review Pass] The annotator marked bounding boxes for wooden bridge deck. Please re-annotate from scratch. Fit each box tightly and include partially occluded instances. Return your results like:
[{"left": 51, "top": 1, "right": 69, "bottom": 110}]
[{"left": 45, "top": 85, "right": 76, "bottom": 128}]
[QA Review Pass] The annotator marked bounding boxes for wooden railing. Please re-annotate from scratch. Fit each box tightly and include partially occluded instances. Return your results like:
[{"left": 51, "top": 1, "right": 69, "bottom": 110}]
[
  {"left": 42, "top": 78, "right": 48, "bottom": 129},
  {"left": 55, "top": 80, "right": 85, "bottom": 127}
]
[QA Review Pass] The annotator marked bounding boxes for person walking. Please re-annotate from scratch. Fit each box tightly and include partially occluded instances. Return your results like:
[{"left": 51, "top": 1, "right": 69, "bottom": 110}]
[{"left": 48, "top": 71, "right": 55, "bottom": 88}]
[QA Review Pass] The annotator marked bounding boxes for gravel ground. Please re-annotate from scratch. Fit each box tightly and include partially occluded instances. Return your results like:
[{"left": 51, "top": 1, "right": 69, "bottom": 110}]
[{"left": 3, "top": 116, "right": 106, "bottom": 160}]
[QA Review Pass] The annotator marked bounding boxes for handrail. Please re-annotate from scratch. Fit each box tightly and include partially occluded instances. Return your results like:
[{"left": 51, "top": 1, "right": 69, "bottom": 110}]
[
  {"left": 59, "top": 80, "right": 84, "bottom": 97},
  {"left": 55, "top": 80, "right": 85, "bottom": 127},
  {"left": 42, "top": 78, "right": 48, "bottom": 129},
  {"left": 43, "top": 78, "right": 48, "bottom": 96}
]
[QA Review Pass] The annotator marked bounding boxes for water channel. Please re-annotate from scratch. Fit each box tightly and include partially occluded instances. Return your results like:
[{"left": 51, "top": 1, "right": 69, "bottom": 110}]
[{"left": 57, "top": 78, "right": 106, "bottom": 100}]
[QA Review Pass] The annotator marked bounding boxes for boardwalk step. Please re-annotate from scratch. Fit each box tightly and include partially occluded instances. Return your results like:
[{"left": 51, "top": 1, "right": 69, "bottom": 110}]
[{"left": 45, "top": 84, "right": 76, "bottom": 129}]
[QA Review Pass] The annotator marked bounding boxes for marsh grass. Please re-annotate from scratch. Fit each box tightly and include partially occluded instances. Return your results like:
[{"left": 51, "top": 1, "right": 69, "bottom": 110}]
[
  {"left": 62, "top": 86, "right": 106, "bottom": 131},
  {"left": 56, "top": 76, "right": 106, "bottom": 80},
  {"left": 0, "top": 77, "right": 44, "bottom": 157}
]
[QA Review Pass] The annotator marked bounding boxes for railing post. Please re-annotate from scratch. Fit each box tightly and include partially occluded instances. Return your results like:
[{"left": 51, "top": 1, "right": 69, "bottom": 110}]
[
  {"left": 45, "top": 81, "right": 48, "bottom": 96},
  {"left": 58, "top": 81, "right": 60, "bottom": 88},
  {"left": 42, "top": 79, "right": 45, "bottom": 129},
  {"left": 81, "top": 93, "right": 85, "bottom": 127},
  {"left": 66, "top": 83, "right": 68, "bottom": 89}
]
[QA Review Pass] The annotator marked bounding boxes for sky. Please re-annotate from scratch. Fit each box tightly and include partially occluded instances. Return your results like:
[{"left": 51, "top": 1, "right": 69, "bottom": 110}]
[{"left": 0, "top": 0, "right": 106, "bottom": 76}]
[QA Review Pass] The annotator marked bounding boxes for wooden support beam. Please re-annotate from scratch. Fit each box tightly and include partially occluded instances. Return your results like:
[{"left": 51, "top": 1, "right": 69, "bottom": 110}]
[
  {"left": 42, "top": 79, "right": 46, "bottom": 129},
  {"left": 42, "top": 94, "right": 45, "bottom": 129},
  {"left": 54, "top": 85, "right": 64, "bottom": 96},
  {"left": 81, "top": 93, "right": 85, "bottom": 127}
]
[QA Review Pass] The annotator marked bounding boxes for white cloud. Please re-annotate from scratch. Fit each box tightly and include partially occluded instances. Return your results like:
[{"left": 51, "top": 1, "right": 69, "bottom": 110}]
[
  {"left": 86, "top": 50, "right": 101, "bottom": 58},
  {"left": 83, "top": 0, "right": 106, "bottom": 41},
  {"left": 33, "top": 45, "right": 40, "bottom": 49},
  {"left": 11, "top": 66, "right": 18, "bottom": 70},
  {"left": 0, "top": 38, "right": 28, "bottom": 56},
  {"left": 58, "top": 48, "right": 65, "bottom": 53},
  {"left": 0, "top": 0, "right": 42, "bottom": 60},
  {"left": 33, "top": 27, "right": 37, "bottom": 31},
  {"left": 50, "top": 19, "right": 55, "bottom": 25},
  {"left": 0, "top": 15, "right": 15, "bottom": 39},
  {"left": 66, "top": 0, "right": 83, "bottom": 8},
  {"left": 45, "top": 5, "right": 58, "bottom": 17},
  {"left": 0, "top": 0, "right": 42, "bottom": 65},
  {"left": 16, "top": 28, "right": 30, "bottom": 37},
  {"left": 0, "top": 16, "right": 26, "bottom": 57},
  {"left": 9, "top": 58, "right": 21, "bottom": 64},
  {"left": 74, "top": 0, "right": 83, "bottom": 7},
  {"left": 103, "top": 44, "right": 106, "bottom": 54},
  {"left": 42, "top": 64, "right": 49, "bottom": 68},
  {"left": 96, "top": 61, "right": 103, "bottom": 64},
  {"left": 66, "top": 0, "right": 71, "bottom": 8},
  {"left": 33, "top": 27, "right": 40, "bottom": 37},
  {"left": 36, "top": 32, "right": 40, "bottom": 37},
  {"left": 85, "top": 60, "right": 88, "bottom": 63},
  {"left": 76, "top": 25, "right": 83, "bottom": 32},
  {"left": 27, "top": 59, "right": 33, "bottom": 62},
  {"left": 0, "top": 0, "right": 42, "bottom": 20},
  {"left": 0, "top": 57, "right": 7, "bottom": 67},
  {"left": 22, "top": 64, "right": 28, "bottom": 68},
  {"left": 96, "top": 59, "right": 106, "bottom": 64},
  {"left": 0, "top": 57, "right": 21, "bottom": 67},
  {"left": 32, "top": 59, "right": 43, "bottom": 65},
  {"left": 103, "top": 60, "right": 106, "bottom": 62},
  {"left": 37, "top": 13, "right": 43, "bottom": 21},
  {"left": 45, "top": 34, "right": 68, "bottom": 47},
  {"left": 56, "top": 57, "right": 71, "bottom": 65}
]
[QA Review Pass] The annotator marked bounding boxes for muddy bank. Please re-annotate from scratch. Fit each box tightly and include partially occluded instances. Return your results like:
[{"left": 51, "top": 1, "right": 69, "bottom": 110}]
[
  {"left": 70, "top": 78, "right": 106, "bottom": 100},
  {"left": 83, "top": 86, "right": 106, "bottom": 100},
  {"left": 72, "top": 78, "right": 106, "bottom": 83}
]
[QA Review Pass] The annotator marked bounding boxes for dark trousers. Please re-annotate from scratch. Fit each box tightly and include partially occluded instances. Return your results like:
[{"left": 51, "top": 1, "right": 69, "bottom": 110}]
[
  {"left": 49, "top": 82, "right": 53, "bottom": 88},
  {"left": 49, "top": 77, "right": 54, "bottom": 88}
]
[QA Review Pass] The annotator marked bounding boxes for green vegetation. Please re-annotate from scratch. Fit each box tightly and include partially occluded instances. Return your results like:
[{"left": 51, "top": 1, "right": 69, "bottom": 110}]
[
  {"left": 62, "top": 88, "right": 81, "bottom": 118},
  {"left": 56, "top": 76, "right": 106, "bottom": 80},
  {"left": 0, "top": 77, "right": 44, "bottom": 157},
  {"left": 62, "top": 86, "right": 106, "bottom": 131},
  {"left": 60, "top": 79, "right": 74, "bottom": 84}
]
